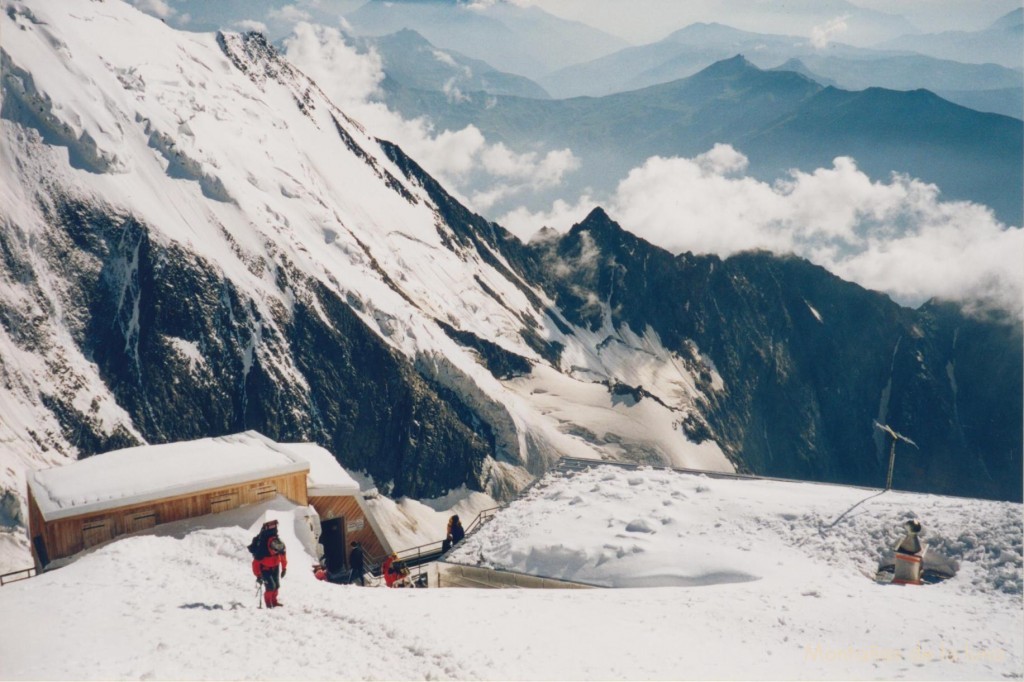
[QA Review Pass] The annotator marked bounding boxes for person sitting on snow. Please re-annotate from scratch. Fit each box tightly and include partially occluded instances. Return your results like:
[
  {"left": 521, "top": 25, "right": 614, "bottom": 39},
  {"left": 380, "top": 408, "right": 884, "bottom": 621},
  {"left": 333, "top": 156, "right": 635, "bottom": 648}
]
[
  {"left": 252, "top": 519, "right": 288, "bottom": 607},
  {"left": 896, "top": 518, "right": 923, "bottom": 555}
]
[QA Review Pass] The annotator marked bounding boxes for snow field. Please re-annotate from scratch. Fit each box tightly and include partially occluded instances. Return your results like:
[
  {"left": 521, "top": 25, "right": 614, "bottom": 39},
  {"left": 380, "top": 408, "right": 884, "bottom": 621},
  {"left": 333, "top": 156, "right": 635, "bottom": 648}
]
[
  {"left": 1, "top": 468, "right": 1020, "bottom": 680},
  {"left": 449, "top": 465, "right": 1022, "bottom": 593}
]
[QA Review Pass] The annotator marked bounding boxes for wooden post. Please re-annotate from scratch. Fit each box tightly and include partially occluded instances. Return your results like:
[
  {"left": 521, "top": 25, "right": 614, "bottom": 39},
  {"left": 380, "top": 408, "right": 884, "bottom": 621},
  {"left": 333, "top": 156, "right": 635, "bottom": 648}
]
[{"left": 885, "top": 438, "right": 897, "bottom": 490}]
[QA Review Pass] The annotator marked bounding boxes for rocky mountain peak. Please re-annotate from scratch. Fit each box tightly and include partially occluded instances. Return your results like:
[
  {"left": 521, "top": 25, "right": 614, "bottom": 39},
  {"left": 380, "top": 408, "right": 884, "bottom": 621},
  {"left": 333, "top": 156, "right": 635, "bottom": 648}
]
[{"left": 0, "top": 0, "right": 1019, "bottom": 580}]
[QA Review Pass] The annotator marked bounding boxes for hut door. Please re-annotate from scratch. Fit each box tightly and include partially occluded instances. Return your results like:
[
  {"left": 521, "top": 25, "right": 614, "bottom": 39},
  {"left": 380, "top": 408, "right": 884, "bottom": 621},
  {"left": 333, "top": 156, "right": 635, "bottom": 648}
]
[
  {"left": 320, "top": 517, "right": 347, "bottom": 575},
  {"left": 82, "top": 519, "right": 113, "bottom": 549}
]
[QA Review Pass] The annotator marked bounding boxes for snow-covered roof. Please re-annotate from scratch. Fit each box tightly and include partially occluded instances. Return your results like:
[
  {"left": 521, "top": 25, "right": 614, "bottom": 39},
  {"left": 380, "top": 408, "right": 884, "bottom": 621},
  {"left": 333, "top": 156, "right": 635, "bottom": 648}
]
[
  {"left": 28, "top": 431, "right": 310, "bottom": 521},
  {"left": 276, "top": 442, "right": 360, "bottom": 497}
]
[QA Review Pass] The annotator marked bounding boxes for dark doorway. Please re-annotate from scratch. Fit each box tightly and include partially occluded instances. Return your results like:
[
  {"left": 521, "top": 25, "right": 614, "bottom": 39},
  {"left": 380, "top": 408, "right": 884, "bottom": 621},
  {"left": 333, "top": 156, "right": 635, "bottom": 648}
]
[
  {"left": 33, "top": 535, "right": 49, "bottom": 569},
  {"left": 320, "top": 517, "right": 347, "bottom": 576}
]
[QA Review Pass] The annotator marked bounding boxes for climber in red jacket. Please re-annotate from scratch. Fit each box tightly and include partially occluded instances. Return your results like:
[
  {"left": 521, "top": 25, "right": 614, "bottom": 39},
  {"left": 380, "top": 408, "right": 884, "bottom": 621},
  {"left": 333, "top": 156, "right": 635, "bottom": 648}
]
[
  {"left": 382, "top": 553, "right": 408, "bottom": 588},
  {"left": 251, "top": 519, "right": 288, "bottom": 608}
]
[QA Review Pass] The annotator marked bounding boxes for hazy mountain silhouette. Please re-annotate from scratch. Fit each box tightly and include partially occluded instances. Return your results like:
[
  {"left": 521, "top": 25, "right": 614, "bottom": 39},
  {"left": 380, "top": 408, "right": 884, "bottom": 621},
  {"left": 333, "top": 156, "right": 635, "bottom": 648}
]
[
  {"left": 879, "top": 9, "right": 1023, "bottom": 70},
  {"left": 345, "top": 0, "right": 628, "bottom": 79},
  {"left": 540, "top": 21, "right": 1021, "bottom": 116},
  {"left": 385, "top": 55, "right": 1023, "bottom": 224},
  {"left": 359, "top": 29, "right": 550, "bottom": 99}
]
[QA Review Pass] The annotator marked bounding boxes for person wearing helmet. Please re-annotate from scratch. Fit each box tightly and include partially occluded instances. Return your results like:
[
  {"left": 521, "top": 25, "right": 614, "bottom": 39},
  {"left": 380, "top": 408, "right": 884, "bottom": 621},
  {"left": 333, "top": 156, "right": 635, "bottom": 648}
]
[
  {"left": 252, "top": 519, "right": 288, "bottom": 608},
  {"left": 893, "top": 518, "right": 925, "bottom": 585},
  {"left": 896, "top": 518, "right": 923, "bottom": 555}
]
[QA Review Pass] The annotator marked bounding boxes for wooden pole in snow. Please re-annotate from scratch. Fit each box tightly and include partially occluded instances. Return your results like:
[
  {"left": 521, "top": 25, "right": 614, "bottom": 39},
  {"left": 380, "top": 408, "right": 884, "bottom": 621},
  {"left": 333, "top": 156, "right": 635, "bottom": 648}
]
[{"left": 875, "top": 421, "right": 918, "bottom": 490}]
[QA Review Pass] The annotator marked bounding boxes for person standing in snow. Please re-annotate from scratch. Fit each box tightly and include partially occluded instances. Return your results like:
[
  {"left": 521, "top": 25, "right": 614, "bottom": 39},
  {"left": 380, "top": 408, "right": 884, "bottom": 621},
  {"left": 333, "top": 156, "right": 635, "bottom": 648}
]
[
  {"left": 252, "top": 519, "right": 288, "bottom": 608},
  {"left": 348, "top": 541, "right": 365, "bottom": 586}
]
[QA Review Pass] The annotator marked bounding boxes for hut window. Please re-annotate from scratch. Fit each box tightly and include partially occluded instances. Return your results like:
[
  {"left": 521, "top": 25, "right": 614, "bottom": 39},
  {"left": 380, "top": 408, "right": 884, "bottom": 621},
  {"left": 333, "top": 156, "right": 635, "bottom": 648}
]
[
  {"left": 125, "top": 510, "right": 157, "bottom": 533},
  {"left": 252, "top": 483, "right": 277, "bottom": 500},
  {"left": 82, "top": 519, "right": 113, "bottom": 548},
  {"left": 210, "top": 492, "right": 240, "bottom": 514}
]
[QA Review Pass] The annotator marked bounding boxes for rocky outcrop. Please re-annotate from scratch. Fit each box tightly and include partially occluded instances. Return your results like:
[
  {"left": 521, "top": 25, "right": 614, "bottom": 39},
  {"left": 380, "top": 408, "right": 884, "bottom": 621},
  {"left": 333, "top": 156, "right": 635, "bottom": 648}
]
[
  {"left": 516, "top": 208, "right": 1022, "bottom": 501},
  {"left": 23, "top": 195, "right": 493, "bottom": 499}
]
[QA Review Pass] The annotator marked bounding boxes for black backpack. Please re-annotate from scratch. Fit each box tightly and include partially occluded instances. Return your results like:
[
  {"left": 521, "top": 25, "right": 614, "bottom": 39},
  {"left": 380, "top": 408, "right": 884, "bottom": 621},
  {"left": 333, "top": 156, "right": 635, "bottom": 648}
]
[{"left": 248, "top": 531, "right": 269, "bottom": 560}]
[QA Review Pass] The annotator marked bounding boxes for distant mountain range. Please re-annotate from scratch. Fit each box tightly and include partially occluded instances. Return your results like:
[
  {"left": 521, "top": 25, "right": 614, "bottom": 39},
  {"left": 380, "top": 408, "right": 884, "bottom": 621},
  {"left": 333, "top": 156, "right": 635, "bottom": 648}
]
[
  {"left": 343, "top": 0, "right": 629, "bottom": 80},
  {"left": 879, "top": 8, "right": 1023, "bottom": 70},
  {"left": 773, "top": 56, "right": 1022, "bottom": 120},
  {"left": 354, "top": 29, "right": 550, "bottom": 99},
  {"left": 537, "top": 20, "right": 1023, "bottom": 119},
  {"left": 385, "top": 55, "right": 1024, "bottom": 225}
]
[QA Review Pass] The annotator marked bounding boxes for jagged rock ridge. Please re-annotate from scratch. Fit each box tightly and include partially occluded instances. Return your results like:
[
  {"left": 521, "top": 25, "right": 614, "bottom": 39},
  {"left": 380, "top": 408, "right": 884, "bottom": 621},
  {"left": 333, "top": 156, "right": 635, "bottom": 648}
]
[{"left": 0, "top": 0, "right": 1019, "bottom": 586}]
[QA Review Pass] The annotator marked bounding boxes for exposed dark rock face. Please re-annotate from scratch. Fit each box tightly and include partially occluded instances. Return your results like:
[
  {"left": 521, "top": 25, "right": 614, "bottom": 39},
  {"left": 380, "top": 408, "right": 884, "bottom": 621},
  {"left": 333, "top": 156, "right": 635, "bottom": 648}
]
[
  {"left": 5, "top": 154, "right": 1020, "bottom": 505},
  {"left": 2, "top": 17, "right": 1020, "bottom": 515},
  {"left": 518, "top": 208, "right": 1022, "bottom": 501},
  {"left": 436, "top": 321, "right": 532, "bottom": 380},
  {"left": 29, "top": 196, "right": 491, "bottom": 499},
  {"left": 0, "top": 490, "right": 24, "bottom": 530}
]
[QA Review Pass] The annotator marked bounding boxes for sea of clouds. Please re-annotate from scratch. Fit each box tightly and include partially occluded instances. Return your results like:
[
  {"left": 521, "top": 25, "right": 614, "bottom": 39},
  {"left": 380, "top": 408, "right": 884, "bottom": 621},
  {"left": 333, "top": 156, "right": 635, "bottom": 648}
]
[{"left": 273, "top": 17, "right": 1021, "bottom": 320}]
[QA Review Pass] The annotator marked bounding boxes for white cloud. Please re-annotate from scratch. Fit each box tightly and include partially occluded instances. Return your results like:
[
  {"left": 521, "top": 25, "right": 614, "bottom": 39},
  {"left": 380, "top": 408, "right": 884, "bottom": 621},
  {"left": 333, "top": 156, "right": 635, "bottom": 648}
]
[
  {"left": 501, "top": 195, "right": 599, "bottom": 241},
  {"left": 810, "top": 15, "right": 850, "bottom": 49},
  {"left": 501, "top": 147, "right": 1024, "bottom": 317},
  {"left": 282, "top": 23, "right": 580, "bottom": 215},
  {"left": 479, "top": 144, "right": 579, "bottom": 186},
  {"left": 431, "top": 49, "right": 462, "bottom": 70},
  {"left": 283, "top": 23, "right": 384, "bottom": 106},
  {"left": 443, "top": 78, "right": 471, "bottom": 104},
  {"left": 129, "top": 0, "right": 174, "bottom": 20},
  {"left": 268, "top": 5, "right": 313, "bottom": 24},
  {"left": 234, "top": 19, "right": 269, "bottom": 34},
  {"left": 695, "top": 143, "right": 748, "bottom": 176}
]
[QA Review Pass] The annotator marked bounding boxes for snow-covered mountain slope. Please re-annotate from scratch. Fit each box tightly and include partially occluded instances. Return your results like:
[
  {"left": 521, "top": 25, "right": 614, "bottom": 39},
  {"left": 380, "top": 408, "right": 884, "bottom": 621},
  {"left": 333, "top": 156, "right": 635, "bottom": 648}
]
[
  {"left": 0, "top": 0, "right": 734, "bottom": 569},
  {"left": 0, "top": 0, "right": 1020, "bottom": 574},
  {"left": 0, "top": 468, "right": 1019, "bottom": 680}
]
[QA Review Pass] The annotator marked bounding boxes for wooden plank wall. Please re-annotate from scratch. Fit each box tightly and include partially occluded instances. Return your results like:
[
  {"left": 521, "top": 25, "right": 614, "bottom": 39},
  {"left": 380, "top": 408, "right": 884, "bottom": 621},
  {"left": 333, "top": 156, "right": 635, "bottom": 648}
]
[
  {"left": 309, "top": 495, "right": 388, "bottom": 565},
  {"left": 26, "top": 487, "right": 47, "bottom": 571},
  {"left": 39, "top": 472, "right": 308, "bottom": 563}
]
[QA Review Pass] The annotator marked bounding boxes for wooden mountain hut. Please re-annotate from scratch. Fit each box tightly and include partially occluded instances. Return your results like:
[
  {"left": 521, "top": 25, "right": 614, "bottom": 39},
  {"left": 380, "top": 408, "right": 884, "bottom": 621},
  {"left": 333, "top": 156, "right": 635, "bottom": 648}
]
[
  {"left": 25, "top": 431, "right": 390, "bottom": 573},
  {"left": 281, "top": 443, "right": 393, "bottom": 574},
  {"left": 26, "top": 431, "right": 310, "bottom": 570}
]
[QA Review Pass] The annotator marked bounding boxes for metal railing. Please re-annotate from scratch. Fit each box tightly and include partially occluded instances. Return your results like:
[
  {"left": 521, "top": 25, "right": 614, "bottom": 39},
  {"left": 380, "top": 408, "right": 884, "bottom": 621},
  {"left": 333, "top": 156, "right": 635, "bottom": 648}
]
[
  {"left": 462, "top": 506, "right": 499, "bottom": 535},
  {"left": 378, "top": 505, "right": 503, "bottom": 587},
  {"left": 554, "top": 456, "right": 885, "bottom": 492},
  {"left": 433, "top": 561, "right": 598, "bottom": 590},
  {"left": 0, "top": 567, "right": 37, "bottom": 586}
]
